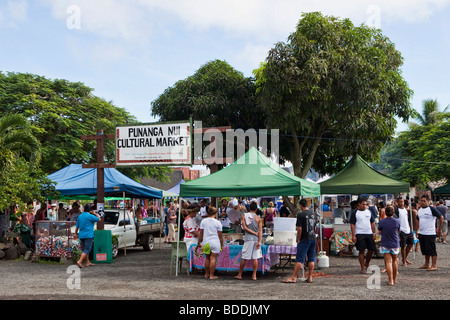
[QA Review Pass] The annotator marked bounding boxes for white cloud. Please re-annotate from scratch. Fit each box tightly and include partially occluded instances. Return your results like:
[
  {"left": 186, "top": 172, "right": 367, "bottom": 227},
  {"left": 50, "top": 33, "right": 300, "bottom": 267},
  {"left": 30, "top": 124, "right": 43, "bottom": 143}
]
[
  {"left": 42, "top": 0, "right": 450, "bottom": 44},
  {"left": 230, "top": 43, "right": 272, "bottom": 74},
  {"left": 43, "top": 0, "right": 153, "bottom": 42},
  {"left": 0, "top": 0, "right": 28, "bottom": 28},
  {"left": 8, "top": 0, "right": 28, "bottom": 22},
  {"left": 39, "top": 0, "right": 450, "bottom": 68},
  {"left": 137, "top": 0, "right": 450, "bottom": 38}
]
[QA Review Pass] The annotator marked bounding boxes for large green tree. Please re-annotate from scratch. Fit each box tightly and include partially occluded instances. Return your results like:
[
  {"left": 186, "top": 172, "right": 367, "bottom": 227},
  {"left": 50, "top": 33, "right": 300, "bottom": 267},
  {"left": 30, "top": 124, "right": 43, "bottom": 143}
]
[
  {"left": 151, "top": 59, "right": 262, "bottom": 166},
  {"left": 377, "top": 99, "right": 450, "bottom": 188},
  {"left": 0, "top": 114, "right": 54, "bottom": 218},
  {"left": 151, "top": 59, "right": 258, "bottom": 129},
  {"left": 255, "top": 12, "right": 414, "bottom": 179},
  {"left": 0, "top": 72, "right": 171, "bottom": 182}
]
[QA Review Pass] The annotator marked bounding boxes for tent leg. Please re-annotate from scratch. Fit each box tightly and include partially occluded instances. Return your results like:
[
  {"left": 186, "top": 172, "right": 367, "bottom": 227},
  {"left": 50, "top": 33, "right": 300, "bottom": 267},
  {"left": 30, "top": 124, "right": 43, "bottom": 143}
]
[
  {"left": 318, "top": 196, "right": 323, "bottom": 253},
  {"left": 409, "top": 192, "right": 415, "bottom": 260},
  {"left": 123, "top": 192, "right": 126, "bottom": 257}
]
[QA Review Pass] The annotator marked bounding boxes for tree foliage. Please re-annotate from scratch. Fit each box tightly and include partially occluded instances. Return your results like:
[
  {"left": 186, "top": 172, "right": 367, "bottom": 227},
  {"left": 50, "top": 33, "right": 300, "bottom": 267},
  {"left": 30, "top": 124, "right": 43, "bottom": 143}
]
[
  {"left": 255, "top": 12, "right": 413, "bottom": 178},
  {"left": 0, "top": 72, "right": 172, "bottom": 182},
  {"left": 378, "top": 100, "right": 450, "bottom": 188},
  {"left": 151, "top": 60, "right": 259, "bottom": 129},
  {"left": 0, "top": 114, "right": 55, "bottom": 211},
  {"left": 409, "top": 98, "right": 450, "bottom": 127}
]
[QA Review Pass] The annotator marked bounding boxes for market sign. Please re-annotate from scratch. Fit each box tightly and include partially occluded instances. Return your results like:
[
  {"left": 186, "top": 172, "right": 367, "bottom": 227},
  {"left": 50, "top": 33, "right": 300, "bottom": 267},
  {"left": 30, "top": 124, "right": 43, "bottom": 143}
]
[{"left": 115, "top": 122, "right": 191, "bottom": 167}]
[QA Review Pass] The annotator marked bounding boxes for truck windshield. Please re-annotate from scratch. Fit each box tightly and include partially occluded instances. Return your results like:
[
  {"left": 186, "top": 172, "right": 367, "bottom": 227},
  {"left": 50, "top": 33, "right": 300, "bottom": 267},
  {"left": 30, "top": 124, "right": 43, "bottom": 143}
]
[
  {"left": 104, "top": 211, "right": 132, "bottom": 225},
  {"left": 104, "top": 211, "right": 120, "bottom": 225}
]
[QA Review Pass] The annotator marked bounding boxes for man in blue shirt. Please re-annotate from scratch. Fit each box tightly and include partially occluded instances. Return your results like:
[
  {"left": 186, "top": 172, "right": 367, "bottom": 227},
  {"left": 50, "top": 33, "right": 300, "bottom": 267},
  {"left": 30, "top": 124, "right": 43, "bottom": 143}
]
[{"left": 74, "top": 203, "right": 100, "bottom": 268}]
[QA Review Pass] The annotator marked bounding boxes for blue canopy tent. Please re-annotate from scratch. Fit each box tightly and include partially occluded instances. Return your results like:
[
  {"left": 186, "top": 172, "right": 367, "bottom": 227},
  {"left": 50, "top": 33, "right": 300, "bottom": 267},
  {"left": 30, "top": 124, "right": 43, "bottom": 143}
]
[
  {"left": 166, "top": 179, "right": 185, "bottom": 195},
  {"left": 47, "top": 164, "right": 163, "bottom": 199}
]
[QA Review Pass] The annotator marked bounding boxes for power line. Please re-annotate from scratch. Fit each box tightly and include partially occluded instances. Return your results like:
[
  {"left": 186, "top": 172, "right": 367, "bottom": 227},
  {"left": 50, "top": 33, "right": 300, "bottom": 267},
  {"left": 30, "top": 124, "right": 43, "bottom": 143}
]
[{"left": 380, "top": 156, "right": 450, "bottom": 166}]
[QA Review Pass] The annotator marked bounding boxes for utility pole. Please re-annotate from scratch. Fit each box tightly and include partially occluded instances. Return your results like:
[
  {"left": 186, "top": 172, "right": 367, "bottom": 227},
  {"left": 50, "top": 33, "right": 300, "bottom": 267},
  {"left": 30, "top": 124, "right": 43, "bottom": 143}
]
[{"left": 81, "top": 129, "right": 115, "bottom": 230}]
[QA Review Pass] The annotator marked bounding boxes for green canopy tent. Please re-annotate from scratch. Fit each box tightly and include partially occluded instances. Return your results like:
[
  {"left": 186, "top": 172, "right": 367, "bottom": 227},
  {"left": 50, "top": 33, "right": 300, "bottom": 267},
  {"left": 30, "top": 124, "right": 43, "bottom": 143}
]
[
  {"left": 175, "top": 147, "right": 321, "bottom": 276},
  {"left": 433, "top": 184, "right": 450, "bottom": 195},
  {"left": 180, "top": 147, "right": 320, "bottom": 198},
  {"left": 319, "top": 154, "right": 410, "bottom": 195},
  {"left": 319, "top": 154, "right": 413, "bottom": 258}
]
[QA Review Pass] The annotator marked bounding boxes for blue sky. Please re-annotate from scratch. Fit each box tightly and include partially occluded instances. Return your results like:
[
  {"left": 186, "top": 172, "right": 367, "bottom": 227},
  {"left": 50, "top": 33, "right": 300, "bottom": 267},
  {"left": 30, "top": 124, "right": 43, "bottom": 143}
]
[{"left": 1, "top": 0, "right": 449, "bottom": 134}]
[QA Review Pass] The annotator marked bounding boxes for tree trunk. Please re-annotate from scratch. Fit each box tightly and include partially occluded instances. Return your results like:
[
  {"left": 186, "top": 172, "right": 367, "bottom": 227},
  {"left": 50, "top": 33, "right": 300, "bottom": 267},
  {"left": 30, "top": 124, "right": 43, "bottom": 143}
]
[
  {"left": 284, "top": 123, "right": 325, "bottom": 217},
  {"left": 0, "top": 214, "right": 7, "bottom": 238}
]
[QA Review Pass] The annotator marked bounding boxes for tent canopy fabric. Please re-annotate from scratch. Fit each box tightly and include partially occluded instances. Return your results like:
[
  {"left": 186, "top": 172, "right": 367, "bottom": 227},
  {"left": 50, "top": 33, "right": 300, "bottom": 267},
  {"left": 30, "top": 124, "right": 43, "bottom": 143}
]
[
  {"left": 47, "top": 164, "right": 163, "bottom": 199},
  {"left": 319, "top": 155, "right": 410, "bottom": 195},
  {"left": 179, "top": 147, "right": 320, "bottom": 198},
  {"left": 166, "top": 179, "right": 185, "bottom": 195},
  {"left": 151, "top": 187, "right": 179, "bottom": 198},
  {"left": 434, "top": 184, "right": 450, "bottom": 194}
]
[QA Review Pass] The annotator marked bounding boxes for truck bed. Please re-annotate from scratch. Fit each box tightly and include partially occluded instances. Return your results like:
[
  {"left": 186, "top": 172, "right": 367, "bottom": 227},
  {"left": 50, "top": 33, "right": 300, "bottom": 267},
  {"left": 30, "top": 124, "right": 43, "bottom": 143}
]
[{"left": 136, "top": 221, "right": 163, "bottom": 235}]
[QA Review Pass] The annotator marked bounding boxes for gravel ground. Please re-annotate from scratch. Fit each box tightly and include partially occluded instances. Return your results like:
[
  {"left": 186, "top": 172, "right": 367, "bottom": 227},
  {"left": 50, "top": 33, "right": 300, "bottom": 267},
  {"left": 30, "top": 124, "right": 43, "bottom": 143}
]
[{"left": 1, "top": 237, "right": 449, "bottom": 301}]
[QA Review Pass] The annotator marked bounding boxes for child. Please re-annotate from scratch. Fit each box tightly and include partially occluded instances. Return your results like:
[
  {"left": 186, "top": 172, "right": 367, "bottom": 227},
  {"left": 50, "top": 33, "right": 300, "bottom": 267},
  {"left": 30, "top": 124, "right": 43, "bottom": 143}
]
[
  {"left": 197, "top": 206, "right": 223, "bottom": 280},
  {"left": 377, "top": 205, "right": 401, "bottom": 286}
]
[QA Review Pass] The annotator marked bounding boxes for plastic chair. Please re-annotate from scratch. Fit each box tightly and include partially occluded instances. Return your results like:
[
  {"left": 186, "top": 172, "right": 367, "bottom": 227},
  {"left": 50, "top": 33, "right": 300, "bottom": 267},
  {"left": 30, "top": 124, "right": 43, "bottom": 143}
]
[{"left": 170, "top": 241, "right": 189, "bottom": 276}]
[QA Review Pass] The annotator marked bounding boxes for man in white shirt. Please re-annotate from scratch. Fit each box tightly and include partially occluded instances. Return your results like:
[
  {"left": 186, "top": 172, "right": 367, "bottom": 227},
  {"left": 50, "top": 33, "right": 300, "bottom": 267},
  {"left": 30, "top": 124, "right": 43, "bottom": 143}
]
[
  {"left": 350, "top": 198, "right": 376, "bottom": 274},
  {"left": 417, "top": 195, "right": 443, "bottom": 271},
  {"left": 395, "top": 197, "right": 417, "bottom": 266},
  {"left": 200, "top": 198, "right": 209, "bottom": 219},
  {"left": 218, "top": 199, "right": 231, "bottom": 228}
]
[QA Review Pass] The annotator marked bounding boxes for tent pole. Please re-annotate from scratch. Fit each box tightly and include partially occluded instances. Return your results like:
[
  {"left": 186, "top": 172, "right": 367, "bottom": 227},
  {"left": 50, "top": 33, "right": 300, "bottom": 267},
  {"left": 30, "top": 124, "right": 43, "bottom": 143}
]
[
  {"left": 319, "top": 196, "right": 323, "bottom": 253},
  {"left": 409, "top": 192, "right": 415, "bottom": 260},
  {"left": 158, "top": 198, "right": 161, "bottom": 250},
  {"left": 123, "top": 192, "right": 126, "bottom": 257}
]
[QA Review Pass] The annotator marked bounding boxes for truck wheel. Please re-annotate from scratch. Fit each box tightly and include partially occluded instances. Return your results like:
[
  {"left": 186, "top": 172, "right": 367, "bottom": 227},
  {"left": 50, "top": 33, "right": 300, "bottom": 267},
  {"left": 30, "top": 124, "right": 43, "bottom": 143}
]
[
  {"left": 143, "top": 234, "right": 154, "bottom": 251},
  {"left": 112, "top": 241, "right": 119, "bottom": 258}
]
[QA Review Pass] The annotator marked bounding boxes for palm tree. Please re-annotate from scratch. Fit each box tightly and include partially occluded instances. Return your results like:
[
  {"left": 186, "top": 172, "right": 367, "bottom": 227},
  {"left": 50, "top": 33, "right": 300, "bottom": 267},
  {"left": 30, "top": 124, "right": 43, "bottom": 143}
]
[
  {"left": 0, "top": 113, "right": 41, "bottom": 170},
  {"left": 410, "top": 98, "right": 449, "bottom": 127}
]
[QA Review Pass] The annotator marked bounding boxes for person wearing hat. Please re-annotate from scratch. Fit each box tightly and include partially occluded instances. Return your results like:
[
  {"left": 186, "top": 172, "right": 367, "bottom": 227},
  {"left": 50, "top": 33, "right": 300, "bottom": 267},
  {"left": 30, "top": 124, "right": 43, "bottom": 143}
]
[{"left": 47, "top": 203, "right": 58, "bottom": 221}]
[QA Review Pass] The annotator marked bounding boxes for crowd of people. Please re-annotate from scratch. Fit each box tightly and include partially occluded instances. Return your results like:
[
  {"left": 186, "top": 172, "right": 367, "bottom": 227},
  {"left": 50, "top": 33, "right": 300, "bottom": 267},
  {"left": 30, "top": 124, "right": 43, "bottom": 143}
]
[
  {"left": 327, "top": 195, "right": 446, "bottom": 285},
  {"left": 8, "top": 193, "right": 448, "bottom": 286},
  {"left": 162, "top": 194, "right": 448, "bottom": 286}
]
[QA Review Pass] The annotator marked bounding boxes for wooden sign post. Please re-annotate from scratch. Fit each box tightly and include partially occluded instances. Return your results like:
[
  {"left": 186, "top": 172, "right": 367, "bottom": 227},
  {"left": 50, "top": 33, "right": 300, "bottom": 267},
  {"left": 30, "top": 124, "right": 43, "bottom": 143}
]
[{"left": 81, "top": 129, "right": 115, "bottom": 230}]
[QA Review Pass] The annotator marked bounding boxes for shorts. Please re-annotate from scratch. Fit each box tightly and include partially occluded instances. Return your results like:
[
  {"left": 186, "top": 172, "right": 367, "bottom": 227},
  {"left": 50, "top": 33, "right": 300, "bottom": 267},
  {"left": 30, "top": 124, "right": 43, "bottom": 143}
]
[
  {"left": 295, "top": 239, "right": 316, "bottom": 264},
  {"left": 241, "top": 241, "right": 262, "bottom": 260},
  {"left": 442, "top": 220, "right": 448, "bottom": 234},
  {"left": 400, "top": 231, "right": 414, "bottom": 248},
  {"left": 355, "top": 234, "right": 376, "bottom": 252},
  {"left": 265, "top": 221, "right": 274, "bottom": 229},
  {"left": 202, "top": 241, "right": 221, "bottom": 254},
  {"left": 418, "top": 234, "right": 437, "bottom": 256},
  {"left": 380, "top": 246, "right": 400, "bottom": 255},
  {"left": 80, "top": 238, "right": 94, "bottom": 255}
]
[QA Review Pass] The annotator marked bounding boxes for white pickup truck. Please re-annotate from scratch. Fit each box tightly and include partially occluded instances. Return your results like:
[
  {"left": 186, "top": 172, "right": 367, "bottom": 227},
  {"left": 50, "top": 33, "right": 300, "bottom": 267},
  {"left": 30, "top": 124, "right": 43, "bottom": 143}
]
[{"left": 103, "top": 209, "right": 163, "bottom": 258}]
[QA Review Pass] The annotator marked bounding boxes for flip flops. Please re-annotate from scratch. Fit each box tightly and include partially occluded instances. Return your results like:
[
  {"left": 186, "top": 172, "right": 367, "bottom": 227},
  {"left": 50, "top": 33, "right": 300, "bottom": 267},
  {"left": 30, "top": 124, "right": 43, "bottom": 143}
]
[{"left": 281, "top": 279, "right": 296, "bottom": 283}]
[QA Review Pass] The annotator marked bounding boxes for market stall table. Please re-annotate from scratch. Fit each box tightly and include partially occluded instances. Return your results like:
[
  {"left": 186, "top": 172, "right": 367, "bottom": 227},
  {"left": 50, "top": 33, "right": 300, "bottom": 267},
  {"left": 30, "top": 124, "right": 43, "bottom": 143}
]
[
  {"left": 187, "top": 244, "right": 279, "bottom": 274},
  {"left": 267, "top": 245, "right": 297, "bottom": 272},
  {"left": 330, "top": 230, "right": 381, "bottom": 255},
  {"left": 330, "top": 230, "right": 354, "bottom": 253}
]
